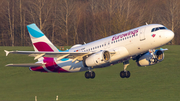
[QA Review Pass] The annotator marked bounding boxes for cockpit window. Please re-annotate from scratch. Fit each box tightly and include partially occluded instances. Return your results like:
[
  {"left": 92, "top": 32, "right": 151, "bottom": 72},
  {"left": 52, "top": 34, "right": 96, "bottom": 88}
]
[
  {"left": 151, "top": 27, "right": 167, "bottom": 32},
  {"left": 151, "top": 28, "right": 155, "bottom": 32},
  {"left": 155, "top": 27, "right": 159, "bottom": 31},
  {"left": 159, "top": 27, "right": 166, "bottom": 29}
]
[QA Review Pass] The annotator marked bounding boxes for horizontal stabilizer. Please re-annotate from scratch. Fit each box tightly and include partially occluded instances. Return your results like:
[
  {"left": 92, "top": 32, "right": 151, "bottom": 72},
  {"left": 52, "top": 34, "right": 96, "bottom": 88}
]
[{"left": 6, "top": 63, "right": 45, "bottom": 67}]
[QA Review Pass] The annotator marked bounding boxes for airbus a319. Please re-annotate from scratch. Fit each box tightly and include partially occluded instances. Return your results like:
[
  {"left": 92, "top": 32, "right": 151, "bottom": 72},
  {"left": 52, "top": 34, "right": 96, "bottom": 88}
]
[{"left": 5, "top": 23, "right": 174, "bottom": 79}]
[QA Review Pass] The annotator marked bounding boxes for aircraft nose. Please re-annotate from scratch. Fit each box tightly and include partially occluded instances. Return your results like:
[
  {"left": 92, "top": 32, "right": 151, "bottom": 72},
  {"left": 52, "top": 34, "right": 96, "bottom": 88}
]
[{"left": 165, "top": 30, "right": 174, "bottom": 41}]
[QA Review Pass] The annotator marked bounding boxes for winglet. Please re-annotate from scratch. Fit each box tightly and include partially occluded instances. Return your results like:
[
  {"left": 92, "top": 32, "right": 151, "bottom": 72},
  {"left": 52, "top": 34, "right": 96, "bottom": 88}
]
[
  {"left": 4, "top": 50, "right": 10, "bottom": 56},
  {"left": 5, "top": 64, "right": 13, "bottom": 67}
]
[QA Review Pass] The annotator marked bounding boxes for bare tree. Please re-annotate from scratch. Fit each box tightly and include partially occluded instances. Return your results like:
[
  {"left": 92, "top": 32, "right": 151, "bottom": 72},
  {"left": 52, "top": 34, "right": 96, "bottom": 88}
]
[
  {"left": 25, "top": 0, "right": 53, "bottom": 30},
  {"left": 19, "top": 0, "right": 24, "bottom": 45},
  {"left": 7, "top": 0, "right": 15, "bottom": 46},
  {"left": 0, "top": 0, "right": 179, "bottom": 46},
  {"left": 57, "top": 0, "right": 76, "bottom": 46},
  {"left": 72, "top": 2, "right": 84, "bottom": 44},
  {"left": 160, "top": 0, "right": 180, "bottom": 44}
]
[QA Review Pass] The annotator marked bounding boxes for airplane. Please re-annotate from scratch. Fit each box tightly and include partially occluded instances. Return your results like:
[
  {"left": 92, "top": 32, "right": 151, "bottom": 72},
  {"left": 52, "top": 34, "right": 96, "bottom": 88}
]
[{"left": 4, "top": 23, "right": 174, "bottom": 79}]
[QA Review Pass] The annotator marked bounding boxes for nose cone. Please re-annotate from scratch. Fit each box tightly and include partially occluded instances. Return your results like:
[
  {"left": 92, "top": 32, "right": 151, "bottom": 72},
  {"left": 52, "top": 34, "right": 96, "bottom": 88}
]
[{"left": 165, "top": 30, "right": 174, "bottom": 42}]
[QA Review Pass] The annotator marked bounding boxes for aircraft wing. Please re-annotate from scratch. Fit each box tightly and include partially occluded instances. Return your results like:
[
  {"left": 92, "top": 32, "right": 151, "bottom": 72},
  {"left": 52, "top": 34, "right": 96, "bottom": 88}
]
[{"left": 4, "top": 50, "right": 91, "bottom": 61}]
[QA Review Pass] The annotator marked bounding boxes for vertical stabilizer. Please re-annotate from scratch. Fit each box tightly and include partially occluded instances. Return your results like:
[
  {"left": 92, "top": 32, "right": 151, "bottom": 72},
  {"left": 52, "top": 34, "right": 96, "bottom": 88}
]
[{"left": 27, "top": 23, "right": 59, "bottom": 52}]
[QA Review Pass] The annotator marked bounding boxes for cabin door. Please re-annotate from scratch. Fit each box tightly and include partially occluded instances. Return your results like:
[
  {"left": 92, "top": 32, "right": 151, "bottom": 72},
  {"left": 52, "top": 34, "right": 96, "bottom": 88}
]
[{"left": 139, "top": 27, "right": 146, "bottom": 41}]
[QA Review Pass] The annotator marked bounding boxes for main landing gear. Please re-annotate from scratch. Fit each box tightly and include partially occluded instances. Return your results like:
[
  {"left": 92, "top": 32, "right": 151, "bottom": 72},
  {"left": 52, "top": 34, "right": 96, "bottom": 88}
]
[
  {"left": 120, "top": 61, "right": 131, "bottom": 78},
  {"left": 85, "top": 67, "right": 95, "bottom": 79},
  {"left": 84, "top": 61, "right": 131, "bottom": 79}
]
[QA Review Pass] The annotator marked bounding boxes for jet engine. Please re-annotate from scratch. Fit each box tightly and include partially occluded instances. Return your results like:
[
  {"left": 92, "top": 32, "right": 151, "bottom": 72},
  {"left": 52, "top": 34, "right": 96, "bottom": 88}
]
[
  {"left": 83, "top": 50, "right": 110, "bottom": 67},
  {"left": 137, "top": 50, "right": 164, "bottom": 66}
]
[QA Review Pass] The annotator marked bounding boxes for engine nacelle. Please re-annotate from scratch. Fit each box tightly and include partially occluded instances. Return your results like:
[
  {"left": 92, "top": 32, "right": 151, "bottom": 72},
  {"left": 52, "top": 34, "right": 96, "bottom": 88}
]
[
  {"left": 84, "top": 50, "right": 110, "bottom": 67},
  {"left": 137, "top": 50, "right": 164, "bottom": 66}
]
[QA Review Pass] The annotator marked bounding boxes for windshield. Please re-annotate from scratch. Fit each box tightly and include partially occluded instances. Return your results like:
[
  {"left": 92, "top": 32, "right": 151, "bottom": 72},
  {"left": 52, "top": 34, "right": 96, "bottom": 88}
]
[{"left": 151, "top": 27, "right": 167, "bottom": 32}]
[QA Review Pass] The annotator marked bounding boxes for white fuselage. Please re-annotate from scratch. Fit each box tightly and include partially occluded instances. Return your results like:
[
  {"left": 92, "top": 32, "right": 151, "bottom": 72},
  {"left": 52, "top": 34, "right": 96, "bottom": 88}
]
[{"left": 55, "top": 24, "right": 174, "bottom": 72}]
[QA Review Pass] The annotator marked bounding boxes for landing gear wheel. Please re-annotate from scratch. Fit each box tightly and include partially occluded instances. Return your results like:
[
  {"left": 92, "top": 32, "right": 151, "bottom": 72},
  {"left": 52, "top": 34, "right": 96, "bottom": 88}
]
[
  {"left": 85, "top": 71, "right": 95, "bottom": 79},
  {"left": 125, "top": 71, "right": 130, "bottom": 78},
  {"left": 120, "top": 71, "right": 130, "bottom": 78},
  {"left": 91, "top": 71, "right": 95, "bottom": 79},
  {"left": 85, "top": 71, "right": 90, "bottom": 79},
  {"left": 120, "top": 71, "right": 126, "bottom": 78}
]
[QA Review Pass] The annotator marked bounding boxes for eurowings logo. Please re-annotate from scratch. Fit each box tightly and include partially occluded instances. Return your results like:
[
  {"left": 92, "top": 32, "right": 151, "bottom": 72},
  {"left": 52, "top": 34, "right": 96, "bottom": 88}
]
[
  {"left": 112, "top": 29, "right": 139, "bottom": 41},
  {"left": 151, "top": 34, "right": 156, "bottom": 38}
]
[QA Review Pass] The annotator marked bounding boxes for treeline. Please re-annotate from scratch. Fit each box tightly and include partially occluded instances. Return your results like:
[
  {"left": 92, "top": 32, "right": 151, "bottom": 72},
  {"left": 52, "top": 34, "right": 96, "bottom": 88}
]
[{"left": 0, "top": 0, "right": 180, "bottom": 46}]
